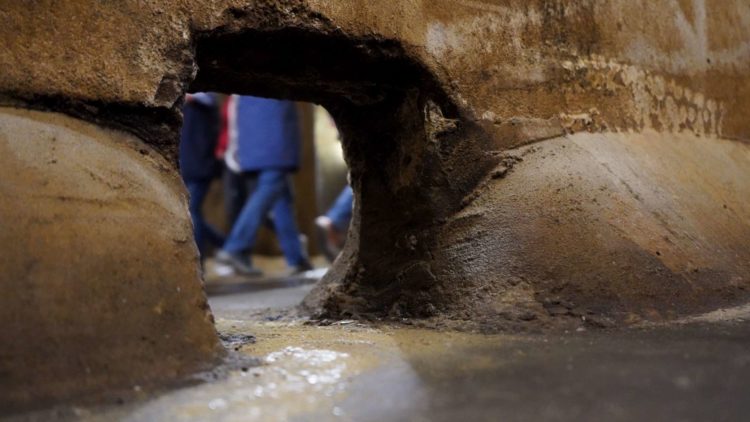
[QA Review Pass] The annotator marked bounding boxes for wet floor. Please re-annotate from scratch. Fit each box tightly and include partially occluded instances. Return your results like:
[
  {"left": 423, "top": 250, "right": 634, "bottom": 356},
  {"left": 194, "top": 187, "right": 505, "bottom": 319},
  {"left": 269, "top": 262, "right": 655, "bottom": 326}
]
[{"left": 7, "top": 265, "right": 750, "bottom": 421}]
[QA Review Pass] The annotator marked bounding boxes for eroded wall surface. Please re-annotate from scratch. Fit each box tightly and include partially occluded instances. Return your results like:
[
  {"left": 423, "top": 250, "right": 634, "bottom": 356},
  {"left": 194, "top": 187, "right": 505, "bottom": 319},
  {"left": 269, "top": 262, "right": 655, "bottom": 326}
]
[
  {"left": 0, "top": 109, "right": 221, "bottom": 410},
  {"left": 1, "top": 0, "right": 749, "bottom": 407}
]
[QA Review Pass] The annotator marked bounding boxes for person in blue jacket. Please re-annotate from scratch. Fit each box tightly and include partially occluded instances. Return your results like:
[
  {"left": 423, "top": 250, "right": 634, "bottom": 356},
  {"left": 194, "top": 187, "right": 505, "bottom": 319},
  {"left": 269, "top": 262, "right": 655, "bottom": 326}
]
[
  {"left": 217, "top": 95, "right": 312, "bottom": 275},
  {"left": 179, "top": 92, "right": 224, "bottom": 259}
]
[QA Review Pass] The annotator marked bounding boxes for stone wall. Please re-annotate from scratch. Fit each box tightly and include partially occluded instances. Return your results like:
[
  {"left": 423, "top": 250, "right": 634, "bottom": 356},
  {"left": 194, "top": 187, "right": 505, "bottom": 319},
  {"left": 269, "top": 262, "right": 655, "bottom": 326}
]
[{"left": 0, "top": 109, "right": 221, "bottom": 411}]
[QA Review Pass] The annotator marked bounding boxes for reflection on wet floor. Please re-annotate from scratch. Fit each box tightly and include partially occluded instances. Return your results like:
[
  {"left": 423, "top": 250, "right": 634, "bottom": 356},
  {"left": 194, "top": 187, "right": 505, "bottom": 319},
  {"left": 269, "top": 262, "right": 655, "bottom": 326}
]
[
  {"left": 9, "top": 266, "right": 750, "bottom": 422},
  {"left": 122, "top": 330, "right": 354, "bottom": 422},
  {"left": 48, "top": 317, "right": 750, "bottom": 422},
  {"left": 113, "top": 321, "right": 435, "bottom": 422}
]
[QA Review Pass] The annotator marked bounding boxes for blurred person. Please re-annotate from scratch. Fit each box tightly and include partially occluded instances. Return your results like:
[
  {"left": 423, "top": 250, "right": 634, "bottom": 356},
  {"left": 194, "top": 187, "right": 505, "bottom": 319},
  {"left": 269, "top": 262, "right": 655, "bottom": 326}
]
[
  {"left": 216, "top": 95, "right": 312, "bottom": 276},
  {"left": 179, "top": 92, "right": 224, "bottom": 259},
  {"left": 215, "top": 97, "right": 277, "bottom": 233},
  {"left": 315, "top": 185, "right": 353, "bottom": 262},
  {"left": 215, "top": 96, "right": 249, "bottom": 228}
]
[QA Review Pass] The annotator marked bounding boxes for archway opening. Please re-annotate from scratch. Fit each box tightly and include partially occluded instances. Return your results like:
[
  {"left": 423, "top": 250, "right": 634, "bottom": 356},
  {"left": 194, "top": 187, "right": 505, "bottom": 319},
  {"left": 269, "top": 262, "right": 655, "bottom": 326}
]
[{"left": 185, "top": 24, "right": 498, "bottom": 321}]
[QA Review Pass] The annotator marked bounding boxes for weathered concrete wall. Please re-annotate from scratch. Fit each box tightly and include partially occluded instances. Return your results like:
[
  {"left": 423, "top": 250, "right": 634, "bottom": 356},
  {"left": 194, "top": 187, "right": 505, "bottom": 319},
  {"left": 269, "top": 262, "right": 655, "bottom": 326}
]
[
  {"left": 298, "top": 0, "right": 750, "bottom": 327},
  {"left": 429, "top": 130, "right": 750, "bottom": 328},
  {"left": 1, "top": 0, "right": 749, "bottom": 407},
  {"left": 0, "top": 109, "right": 221, "bottom": 411},
  {"left": 4, "top": 1, "right": 750, "bottom": 142}
]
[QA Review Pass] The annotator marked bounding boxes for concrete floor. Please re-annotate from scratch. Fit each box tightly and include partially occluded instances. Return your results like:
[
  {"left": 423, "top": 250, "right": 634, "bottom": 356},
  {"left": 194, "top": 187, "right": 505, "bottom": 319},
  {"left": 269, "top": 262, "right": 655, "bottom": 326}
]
[
  {"left": 7, "top": 260, "right": 750, "bottom": 421},
  {"left": 204, "top": 258, "right": 322, "bottom": 320}
]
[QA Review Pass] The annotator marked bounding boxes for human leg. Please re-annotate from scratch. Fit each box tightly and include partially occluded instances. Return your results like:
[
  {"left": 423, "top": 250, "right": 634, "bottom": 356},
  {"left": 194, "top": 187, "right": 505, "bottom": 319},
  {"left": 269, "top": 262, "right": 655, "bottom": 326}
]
[
  {"left": 222, "top": 167, "right": 247, "bottom": 228},
  {"left": 221, "top": 169, "right": 287, "bottom": 256},
  {"left": 315, "top": 185, "right": 353, "bottom": 262},
  {"left": 326, "top": 185, "right": 353, "bottom": 232},
  {"left": 186, "top": 179, "right": 224, "bottom": 257},
  {"left": 270, "top": 177, "right": 310, "bottom": 270}
]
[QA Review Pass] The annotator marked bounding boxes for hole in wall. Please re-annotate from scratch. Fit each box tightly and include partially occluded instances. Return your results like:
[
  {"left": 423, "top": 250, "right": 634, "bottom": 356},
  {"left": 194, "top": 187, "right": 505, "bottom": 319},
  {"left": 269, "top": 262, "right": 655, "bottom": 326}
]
[
  {"left": 179, "top": 26, "right": 439, "bottom": 320},
  {"left": 178, "top": 25, "right": 498, "bottom": 322},
  {"left": 186, "top": 98, "right": 351, "bottom": 319}
]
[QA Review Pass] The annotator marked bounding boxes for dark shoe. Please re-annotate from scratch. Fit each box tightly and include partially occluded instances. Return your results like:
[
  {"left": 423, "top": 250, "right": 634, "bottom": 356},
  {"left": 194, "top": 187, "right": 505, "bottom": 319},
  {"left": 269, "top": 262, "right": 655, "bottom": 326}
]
[
  {"left": 215, "top": 250, "right": 263, "bottom": 277},
  {"left": 296, "top": 259, "right": 314, "bottom": 273}
]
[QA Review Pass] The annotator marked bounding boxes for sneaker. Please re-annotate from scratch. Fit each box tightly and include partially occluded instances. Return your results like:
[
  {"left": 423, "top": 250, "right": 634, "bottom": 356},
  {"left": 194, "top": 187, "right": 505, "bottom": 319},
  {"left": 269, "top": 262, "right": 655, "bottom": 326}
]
[
  {"left": 215, "top": 249, "right": 263, "bottom": 277},
  {"left": 283, "top": 259, "right": 314, "bottom": 277},
  {"left": 298, "top": 234, "right": 309, "bottom": 257},
  {"left": 314, "top": 216, "right": 343, "bottom": 262}
]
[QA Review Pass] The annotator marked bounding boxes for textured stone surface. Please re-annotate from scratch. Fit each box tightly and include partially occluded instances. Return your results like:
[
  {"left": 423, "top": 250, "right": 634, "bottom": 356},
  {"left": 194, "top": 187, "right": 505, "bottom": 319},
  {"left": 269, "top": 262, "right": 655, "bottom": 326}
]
[
  {"left": 429, "top": 131, "right": 750, "bottom": 329},
  {"left": 0, "top": 109, "right": 221, "bottom": 411},
  {"left": 1, "top": 0, "right": 749, "bottom": 407}
]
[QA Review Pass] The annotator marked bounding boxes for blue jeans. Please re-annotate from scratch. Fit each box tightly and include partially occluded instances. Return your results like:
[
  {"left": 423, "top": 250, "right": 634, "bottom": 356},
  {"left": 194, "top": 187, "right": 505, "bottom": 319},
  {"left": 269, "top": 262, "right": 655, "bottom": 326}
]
[
  {"left": 223, "top": 169, "right": 306, "bottom": 266},
  {"left": 185, "top": 180, "right": 225, "bottom": 257},
  {"left": 326, "top": 186, "right": 353, "bottom": 232},
  {"left": 222, "top": 167, "right": 248, "bottom": 229}
]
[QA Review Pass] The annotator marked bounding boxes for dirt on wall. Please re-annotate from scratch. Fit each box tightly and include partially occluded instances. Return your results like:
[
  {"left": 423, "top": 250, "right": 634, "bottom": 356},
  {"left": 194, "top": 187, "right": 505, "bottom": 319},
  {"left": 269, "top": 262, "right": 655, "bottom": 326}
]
[{"left": 1, "top": 0, "right": 750, "bottom": 407}]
